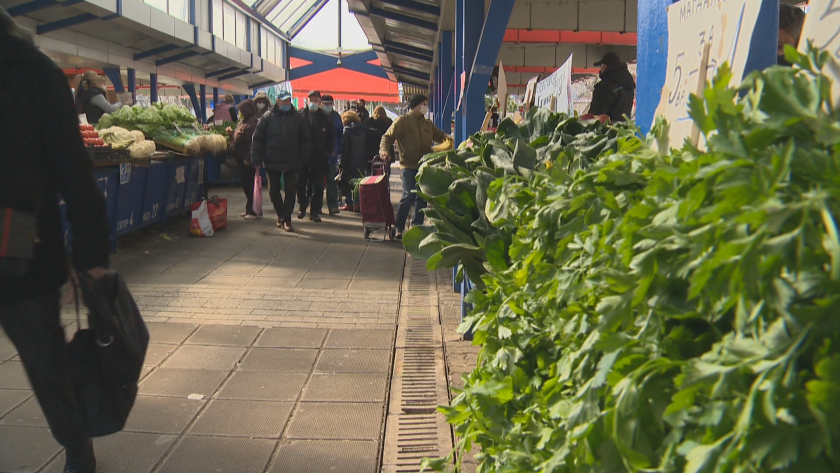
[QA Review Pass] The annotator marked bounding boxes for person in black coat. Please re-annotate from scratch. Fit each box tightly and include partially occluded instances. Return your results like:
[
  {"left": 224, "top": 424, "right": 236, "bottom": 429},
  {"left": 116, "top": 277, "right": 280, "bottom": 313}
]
[
  {"left": 338, "top": 110, "right": 368, "bottom": 210},
  {"left": 229, "top": 99, "right": 260, "bottom": 219},
  {"left": 297, "top": 90, "right": 335, "bottom": 223},
  {"left": 356, "top": 99, "right": 370, "bottom": 122},
  {"left": 588, "top": 52, "right": 636, "bottom": 123},
  {"left": 0, "top": 8, "right": 111, "bottom": 473},
  {"left": 251, "top": 90, "right": 312, "bottom": 232},
  {"left": 365, "top": 105, "right": 393, "bottom": 136}
]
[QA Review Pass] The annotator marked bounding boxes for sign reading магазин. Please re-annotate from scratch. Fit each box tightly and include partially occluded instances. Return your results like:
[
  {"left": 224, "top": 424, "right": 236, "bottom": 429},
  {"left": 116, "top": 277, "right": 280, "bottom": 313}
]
[
  {"left": 535, "top": 54, "right": 574, "bottom": 115},
  {"left": 654, "top": 0, "right": 762, "bottom": 149},
  {"left": 799, "top": 0, "right": 840, "bottom": 108}
]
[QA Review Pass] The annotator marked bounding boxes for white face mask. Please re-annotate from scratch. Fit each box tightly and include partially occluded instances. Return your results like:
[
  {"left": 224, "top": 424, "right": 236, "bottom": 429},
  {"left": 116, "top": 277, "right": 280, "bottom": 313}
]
[
  {"left": 309, "top": 102, "right": 320, "bottom": 112},
  {"left": 257, "top": 103, "right": 266, "bottom": 110},
  {"left": 419, "top": 104, "right": 429, "bottom": 116},
  {"left": 323, "top": 105, "right": 334, "bottom": 113}
]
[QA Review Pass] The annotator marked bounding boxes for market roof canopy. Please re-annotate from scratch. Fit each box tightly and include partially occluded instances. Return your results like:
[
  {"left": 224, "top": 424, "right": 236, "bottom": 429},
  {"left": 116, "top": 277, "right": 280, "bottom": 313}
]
[{"left": 249, "top": 0, "right": 329, "bottom": 37}]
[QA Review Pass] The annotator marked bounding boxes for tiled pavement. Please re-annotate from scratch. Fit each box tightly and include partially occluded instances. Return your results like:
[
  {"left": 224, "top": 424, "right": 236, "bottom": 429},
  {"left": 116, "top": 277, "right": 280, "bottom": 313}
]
[{"left": 0, "top": 177, "right": 412, "bottom": 473}]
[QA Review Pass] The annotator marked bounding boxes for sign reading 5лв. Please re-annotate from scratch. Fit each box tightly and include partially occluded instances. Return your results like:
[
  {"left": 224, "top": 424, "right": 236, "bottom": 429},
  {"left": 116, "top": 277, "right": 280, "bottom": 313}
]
[{"left": 655, "top": 0, "right": 762, "bottom": 148}]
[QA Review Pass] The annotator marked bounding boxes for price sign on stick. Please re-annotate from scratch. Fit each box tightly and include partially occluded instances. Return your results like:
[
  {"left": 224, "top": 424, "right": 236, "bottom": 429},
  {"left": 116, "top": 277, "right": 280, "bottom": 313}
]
[
  {"left": 654, "top": 0, "right": 762, "bottom": 149},
  {"left": 798, "top": 0, "right": 840, "bottom": 109},
  {"left": 534, "top": 54, "right": 574, "bottom": 115}
]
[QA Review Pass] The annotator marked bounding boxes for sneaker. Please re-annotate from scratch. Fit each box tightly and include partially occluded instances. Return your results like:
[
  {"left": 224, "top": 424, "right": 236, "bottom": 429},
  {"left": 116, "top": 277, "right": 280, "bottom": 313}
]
[
  {"left": 394, "top": 231, "right": 403, "bottom": 241},
  {"left": 329, "top": 207, "right": 340, "bottom": 215},
  {"left": 240, "top": 212, "right": 248, "bottom": 217},
  {"left": 310, "top": 214, "right": 322, "bottom": 223},
  {"left": 338, "top": 204, "right": 351, "bottom": 211},
  {"left": 298, "top": 208, "right": 307, "bottom": 219},
  {"left": 276, "top": 218, "right": 284, "bottom": 228},
  {"left": 283, "top": 222, "right": 294, "bottom": 232},
  {"left": 244, "top": 214, "right": 262, "bottom": 220},
  {"left": 64, "top": 439, "right": 96, "bottom": 473}
]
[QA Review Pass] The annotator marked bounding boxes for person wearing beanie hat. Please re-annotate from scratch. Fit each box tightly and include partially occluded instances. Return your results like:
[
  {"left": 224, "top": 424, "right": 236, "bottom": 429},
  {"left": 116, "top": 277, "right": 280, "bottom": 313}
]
[
  {"left": 253, "top": 92, "right": 271, "bottom": 116},
  {"left": 379, "top": 93, "right": 450, "bottom": 240},
  {"left": 588, "top": 52, "right": 635, "bottom": 123}
]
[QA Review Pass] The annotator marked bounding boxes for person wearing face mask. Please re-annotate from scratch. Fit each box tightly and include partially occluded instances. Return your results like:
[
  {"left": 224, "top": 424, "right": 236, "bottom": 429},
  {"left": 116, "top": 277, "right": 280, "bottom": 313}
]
[
  {"left": 297, "top": 90, "right": 335, "bottom": 223},
  {"left": 778, "top": 4, "right": 806, "bottom": 66},
  {"left": 379, "top": 94, "right": 450, "bottom": 240},
  {"left": 588, "top": 52, "right": 635, "bottom": 123},
  {"left": 251, "top": 90, "right": 312, "bottom": 232},
  {"left": 253, "top": 92, "right": 272, "bottom": 116},
  {"left": 322, "top": 95, "right": 344, "bottom": 215}
]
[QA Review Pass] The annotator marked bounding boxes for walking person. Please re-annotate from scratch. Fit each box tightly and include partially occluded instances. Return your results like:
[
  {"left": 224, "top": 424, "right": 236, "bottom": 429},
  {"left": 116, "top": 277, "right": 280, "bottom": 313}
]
[
  {"left": 338, "top": 110, "right": 368, "bottom": 211},
  {"left": 251, "top": 90, "right": 312, "bottom": 232},
  {"left": 230, "top": 99, "right": 261, "bottom": 219},
  {"left": 365, "top": 105, "right": 393, "bottom": 136},
  {"left": 588, "top": 52, "right": 636, "bottom": 123},
  {"left": 253, "top": 92, "right": 272, "bottom": 117},
  {"left": 356, "top": 98, "right": 370, "bottom": 122},
  {"left": 379, "top": 94, "right": 450, "bottom": 240},
  {"left": 1, "top": 8, "right": 111, "bottom": 472},
  {"left": 297, "top": 90, "right": 335, "bottom": 223},
  {"left": 322, "top": 94, "right": 344, "bottom": 215}
]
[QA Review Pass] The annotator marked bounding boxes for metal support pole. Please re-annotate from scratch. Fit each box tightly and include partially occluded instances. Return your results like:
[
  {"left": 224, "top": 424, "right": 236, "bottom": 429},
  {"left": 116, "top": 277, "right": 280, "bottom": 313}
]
[
  {"left": 454, "top": 0, "right": 464, "bottom": 144},
  {"left": 102, "top": 68, "right": 124, "bottom": 93},
  {"left": 127, "top": 68, "right": 136, "bottom": 103},
  {"left": 183, "top": 84, "right": 201, "bottom": 122},
  {"left": 150, "top": 73, "right": 158, "bottom": 103},
  {"left": 199, "top": 84, "right": 207, "bottom": 124},
  {"left": 440, "top": 31, "right": 454, "bottom": 136},
  {"left": 212, "top": 87, "right": 219, "bottom": 108},
  {"left": 462, "top": 0, "right": 483, "bottom": 140}
]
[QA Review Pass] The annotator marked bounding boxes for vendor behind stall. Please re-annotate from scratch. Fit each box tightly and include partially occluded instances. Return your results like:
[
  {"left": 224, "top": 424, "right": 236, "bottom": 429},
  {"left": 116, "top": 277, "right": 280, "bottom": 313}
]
[
  {"left": 211, "top": 94, "right": 238, "bottom": 123},
  {"left": 73, "top": 70, "right": 121, "bottom": 125}
]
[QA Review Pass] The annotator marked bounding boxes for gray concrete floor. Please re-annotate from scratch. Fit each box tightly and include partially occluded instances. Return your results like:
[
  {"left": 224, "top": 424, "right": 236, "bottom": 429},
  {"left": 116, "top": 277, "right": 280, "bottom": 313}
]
[{"left": 0, "top": 176, "right": 411, "bottom": 473}]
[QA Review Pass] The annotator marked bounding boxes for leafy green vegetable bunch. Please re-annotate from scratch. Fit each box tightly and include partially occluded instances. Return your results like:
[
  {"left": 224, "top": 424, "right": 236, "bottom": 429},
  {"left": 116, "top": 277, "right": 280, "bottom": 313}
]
[
  {"left": 97, "top": 103, "right": 197, "bottom": 137},
  {"left": 422, "top": 47, "right": 840, "bottom": 473}
]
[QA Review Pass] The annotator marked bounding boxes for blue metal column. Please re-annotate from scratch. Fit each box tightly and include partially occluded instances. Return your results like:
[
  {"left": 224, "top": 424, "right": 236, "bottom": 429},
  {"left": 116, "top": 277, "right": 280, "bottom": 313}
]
[
  {"left": 127, "top": 68, "right": 136, "bottom": 103},
  {"left": 462, "top": 0, "right": 483, "bottom": 139},
  {"left": 199, "top": 84, "right": 207, "bottom": 124},
  {"left": 102, "top": 68, "right": 124, "bottom": 93},
  {"left": 150, "top": 73, "right": 158, "bottom": 103},
  {"left": 183, "top": 85, "right": 201, "bottom": 122},
  {"left": 440, "top": 31, "right": 454, "bottom": 137},
  {"left": 454, "top": 0, "right": 464, "bottom": 144}
]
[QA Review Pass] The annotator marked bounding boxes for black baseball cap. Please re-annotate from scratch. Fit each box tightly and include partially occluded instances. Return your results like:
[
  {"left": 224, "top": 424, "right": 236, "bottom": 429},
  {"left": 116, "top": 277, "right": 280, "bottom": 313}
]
[
  {"left": 308, "top": 90, "right": 322, "bottom": 99},
  {"left": 322, "top": 94, "right": 335, "bottom": 103},
  {"left": 594, "top": 52, "right": 623, "bottom": 67}
]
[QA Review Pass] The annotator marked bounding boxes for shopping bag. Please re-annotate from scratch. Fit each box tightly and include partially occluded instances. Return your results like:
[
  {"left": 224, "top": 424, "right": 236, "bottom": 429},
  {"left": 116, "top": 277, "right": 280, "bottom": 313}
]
[
  {"left": 67, "top": 271, "right": 149, "bottom": 437},
  {"left": 207, "top": 196, "right": 228, "bottom": 230},
  {"left": 253, "top": 174, "right": 263, "bottom": 217},
  {"left": 190, "top": 200, "right": 214, "bottom": 237}
]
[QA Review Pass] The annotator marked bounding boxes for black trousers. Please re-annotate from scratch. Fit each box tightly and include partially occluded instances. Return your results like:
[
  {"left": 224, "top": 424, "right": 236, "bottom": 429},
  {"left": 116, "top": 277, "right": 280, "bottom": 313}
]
[
  {"left": 0, "top": 292, "right": 87, "bottom": 448},
  {"left": 266, "top": 170, "right": 298, "bottom": 223},
  {"left": 296, "top": 164, "right": 326, "bottom": 216},
  {"left": 238, "top": 162, "right": 256, "bottom": 215}
]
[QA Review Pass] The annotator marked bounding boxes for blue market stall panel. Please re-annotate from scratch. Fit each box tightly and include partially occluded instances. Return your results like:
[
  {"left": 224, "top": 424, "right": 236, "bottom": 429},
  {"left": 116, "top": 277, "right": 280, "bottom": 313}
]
[
  {"left": 165, "top": 159, "right": 190, "bottom": 216},
  {"left": 94, "top": 168, "right": 120, "bottom": 226},
  {"left": 184, "top": 157, "right": 204, "bottom": 209},
  {"left": 141, "top": 161, "right": 169, "bottom": 226},
  {"left": 114, "top": 163, "right": 148, "bottom": 237}
]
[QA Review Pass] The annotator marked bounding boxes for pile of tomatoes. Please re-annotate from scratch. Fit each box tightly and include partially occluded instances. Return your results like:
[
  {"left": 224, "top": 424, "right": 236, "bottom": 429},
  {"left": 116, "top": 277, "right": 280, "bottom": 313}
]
[{"left": 79, "top": 124, "right": 106, "bottom": 147}]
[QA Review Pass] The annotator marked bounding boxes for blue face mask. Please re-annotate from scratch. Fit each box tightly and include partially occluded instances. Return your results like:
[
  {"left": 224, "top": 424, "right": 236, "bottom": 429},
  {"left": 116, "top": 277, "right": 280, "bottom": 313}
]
[
  {"left": 323, "top": 105, "right": 334, "bottom": 113},
  {"left": 309, "top": 102, "right": 319, "bottom": 112},
  {"left": 279, "top": 104, "right": 291, "bottom": 112}
]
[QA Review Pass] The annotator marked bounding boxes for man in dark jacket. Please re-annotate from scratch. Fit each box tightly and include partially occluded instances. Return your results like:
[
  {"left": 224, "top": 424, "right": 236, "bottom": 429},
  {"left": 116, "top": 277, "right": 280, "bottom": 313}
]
[
  {"left": 230, "top": 99, "right": 260, "bottom": 219},
  {"left": 251, "top": 89, "right": 312, "bottom": 232},
  {"left": 322, "top": 94, "right": 344, "bottom": 215},
  {"left": 588, "top": 52, "right": 636, "bottom": 123},
  {"left": 0, "top": 8, "right": 110, "bottom": 473},
  {"left": 297, "top": 90, "right": 335, "bottom": 223},
  {"left": 356, "top": 98, "right": 370, "bottom": 122}
]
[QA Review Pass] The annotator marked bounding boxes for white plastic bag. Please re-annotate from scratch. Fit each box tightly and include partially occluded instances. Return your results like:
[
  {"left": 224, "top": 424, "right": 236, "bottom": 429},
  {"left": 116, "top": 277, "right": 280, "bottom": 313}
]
[{"left": 190, "top": 200, "right": 214, "bottom": 237}]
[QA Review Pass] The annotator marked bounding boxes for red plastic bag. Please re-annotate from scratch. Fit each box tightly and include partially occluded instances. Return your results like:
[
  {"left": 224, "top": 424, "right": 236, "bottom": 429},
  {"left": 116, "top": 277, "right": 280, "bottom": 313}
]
[
  {"left": 190, "top": 200, "right": 214, "bottom": 237},
  {"left": 206, "top": 196, "right": 227, "bottom": 230},
  {"left": 253, "top": 174, "right": 263, "bottom": 217}
]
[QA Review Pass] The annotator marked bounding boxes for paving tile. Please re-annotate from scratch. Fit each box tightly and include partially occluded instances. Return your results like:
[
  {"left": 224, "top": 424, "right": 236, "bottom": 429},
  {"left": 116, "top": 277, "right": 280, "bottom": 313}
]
[
  {"left": 325, "top": 329, "right": 396, "bottom": 349},
  {"left": 349, "top": 279, "right": 401, "bottom": 292},
  {"left": 139, "top": 368, "right": 229, "bottom": 398},
  {"left": 239, "top": 348, "right": 318, "bottom": 372},
  {"left": 188, "top": 400, "right": 293, "bottom": 437},
  {"left": 0, "top": 361, "right": 30, "bottom": 390},
  {"left": 143, "top": 343, "right": 178, "bottom": 367},
  {"left": 247, "top": 277, "right": 302, "bottom": 288},
  {"left": 184, "top": 325, "right": 261, "bottom": 346},
  {"left": 0, "top": 390, "right": 31, "bottom": 418},
  {"left": 269, "top": 440, "right": 378, "bottom": 473},
  {"left": 213, "top": 262, "right": 269, "bottom": 276},
  {"left": 256, "top": 328, "right": 327, "bottom": 348},
  {"left": 237, "top": 298, "right": 280, "bottom": 309},
  {"left": 0, "top": 425, "right": 62, "bottom": 473},
  {"left": 286, "top": 403, "right": 384, "bottom": 440},
  {"left": 201, "top": 298, "right": 246, "bottom": 309},
  {"left": 302, "top": 373, "right": 389, "bottom": 402},
  {"left": 124, "top": 395, "right": 205, "bottom": 434},
  {"left": 316, "top": 349, "right": 392, "bottom": 373},
  {"left": 298, "top": 278, "right": 351, "bottom": 290},
  {"left": 162, "top": 346, "right": 247, "bottom": 371},
  {"left": 199, "top": 275, "right": 253, "bottom": 286},
  {"left": 145, "top": 322, "right": 198, "bottom": 344},
  {"left": 157, "top": 436, "right": 275, "bottom": 473},
  {"left": 217, "top": 372, "right": 308, "bottom": 401},
  {"left": 41, "top": 432, "right": 176, "bottom": 473},
  {"left": 0, "top": 396, "right": 47, "bottom": 427},
  {"left": 0, "top": 337, "right": 16, "bottom": 361}
]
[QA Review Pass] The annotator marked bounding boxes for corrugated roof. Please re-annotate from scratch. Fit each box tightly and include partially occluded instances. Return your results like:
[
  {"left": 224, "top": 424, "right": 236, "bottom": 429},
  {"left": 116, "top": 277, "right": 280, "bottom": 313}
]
[{"left": 249, "top": 0, "right": 330, "bottom": 37}]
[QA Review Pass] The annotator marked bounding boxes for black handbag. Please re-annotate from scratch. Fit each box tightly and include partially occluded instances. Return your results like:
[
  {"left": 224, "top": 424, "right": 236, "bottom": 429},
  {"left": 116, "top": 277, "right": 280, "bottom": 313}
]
[{"left": 67, "top": 271, "right": 149, "bottom": 437}]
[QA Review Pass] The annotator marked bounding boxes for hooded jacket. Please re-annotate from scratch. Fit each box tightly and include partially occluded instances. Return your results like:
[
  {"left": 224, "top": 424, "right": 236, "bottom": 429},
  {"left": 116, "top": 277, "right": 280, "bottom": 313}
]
[
  {"left": 300, "top": 107, "right": 335, "bottom": 167},
  {"left": 589, "top": 64, "right": 636, "bottom": 123},
  {"left": 0, "top": 12, "right": 110, "bottom": 303},
  {"left": 380, "top": 111, "right": 448, "bottom": 170},
  {"left": 231, "top": 99, "right": 258, "bottom": 164},
  {"left": 251, "top": 103, "right": 312, "bottom": 173},
  {"left": 341, "top": 122, "right": 368, "bottom": 172}
]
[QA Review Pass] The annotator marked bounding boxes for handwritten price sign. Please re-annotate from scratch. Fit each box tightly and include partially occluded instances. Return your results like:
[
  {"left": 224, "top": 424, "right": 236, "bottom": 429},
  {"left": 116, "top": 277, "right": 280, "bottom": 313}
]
[
  {"left": 654, "top": 0, "right": 762, "bottom": 148},
  {"left": 799, "top": 0, "right": 840, "bottom": 108},
  {"left": 535, "top": 54, "right": 574, "bottom": 114}
]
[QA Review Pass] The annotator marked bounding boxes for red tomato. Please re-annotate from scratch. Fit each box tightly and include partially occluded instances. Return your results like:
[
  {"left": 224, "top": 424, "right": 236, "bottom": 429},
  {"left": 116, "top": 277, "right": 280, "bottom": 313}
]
[{"left": 96, "top": 138, "right": 104, "bottom": 146}]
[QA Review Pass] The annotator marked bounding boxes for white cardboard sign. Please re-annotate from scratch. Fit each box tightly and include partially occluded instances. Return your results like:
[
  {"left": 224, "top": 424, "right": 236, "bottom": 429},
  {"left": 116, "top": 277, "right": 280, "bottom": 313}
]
[
  {"left": 798, "top": 0, "right": 840, "bottom": 108},
  {"left": 655, "top": 0, "right": 763, "bottom": 148},
  {"left": 535, "top": 54, "right": 574, "bottom": 114}
]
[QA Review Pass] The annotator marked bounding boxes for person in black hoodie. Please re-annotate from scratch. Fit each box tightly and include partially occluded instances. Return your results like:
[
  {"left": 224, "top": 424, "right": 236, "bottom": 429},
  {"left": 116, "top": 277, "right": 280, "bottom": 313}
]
[
  {"left": 0, "top": 8, "right": 110, "bottom": 473},
  {"left": 338, "top": 110, "right": 368, "bottom": 211},
  {"left": 230, "top": 99, "right": 260, "bottom": 219},
  {"left": 588, "top": 52, "right": 636, "bottom": 123},
  {"left": 251, "top": 90, "right": 312, "bottom": 232},
  {"left": 297, "top": 90, "right": 335, "bottom": 223}
]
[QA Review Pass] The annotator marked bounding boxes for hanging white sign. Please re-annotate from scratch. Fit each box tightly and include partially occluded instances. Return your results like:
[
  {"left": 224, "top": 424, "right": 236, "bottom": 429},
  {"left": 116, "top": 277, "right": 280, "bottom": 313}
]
[
  {"left": 798, "top": 0, "right": 840, "bottom": 109},
  {"left": 534, "top": 54, "right": 574, "bottom": 114}
]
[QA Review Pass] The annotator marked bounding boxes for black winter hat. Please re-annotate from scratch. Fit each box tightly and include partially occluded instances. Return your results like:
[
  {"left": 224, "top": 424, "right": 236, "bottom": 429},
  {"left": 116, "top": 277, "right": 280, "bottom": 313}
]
[
  {"left": 408, "top": 94, "right": 427, "bottom": 110},
  {"left": 594, "top": 52, "right": 623, "bottom": 67},
  {"left": 308, "top": 90, "right": 322, "bottom": 99}
]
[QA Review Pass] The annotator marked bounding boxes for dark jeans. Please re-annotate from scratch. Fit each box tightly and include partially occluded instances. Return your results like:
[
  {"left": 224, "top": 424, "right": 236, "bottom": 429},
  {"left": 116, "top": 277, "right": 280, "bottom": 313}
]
[
  {"left": 396, "top": 168, "right": 426, "bottom": 232},
  {"left": 238, "top": 162, "right": 256, "bottom": 215},
  {"left": 326, "top": 163, "right": 339, "bottom": 210},
  {"left": 0, "top": 292, "right": 87, "bottom": 448},
  {"left": 267, "top": 170, "right": 298, "bottom": 223},
  {"left": 297, "top": 164, "right": 327, "bottom": 215}
]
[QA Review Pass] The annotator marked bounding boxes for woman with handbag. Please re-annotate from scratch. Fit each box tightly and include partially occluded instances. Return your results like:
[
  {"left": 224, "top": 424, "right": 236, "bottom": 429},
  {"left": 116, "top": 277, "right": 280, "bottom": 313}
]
[{"left": 229, "top": 99, "right": 262, "bottom": 219}]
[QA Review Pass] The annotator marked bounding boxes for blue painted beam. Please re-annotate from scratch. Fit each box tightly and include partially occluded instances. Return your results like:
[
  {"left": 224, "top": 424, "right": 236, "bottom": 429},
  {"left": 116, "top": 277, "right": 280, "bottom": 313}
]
[
  {"left": 290, "top": 48, "right": 388, "bottom": 80},
  {"left": 454, "top": 0, "right": 464, "bottom": 144},
  {"left": 383, "top": 40, "right": 433, "bottom": 58},
  {"left": 36, "top": 13, "right": 97, "bottom": 35},
  {"left": 440, "top": 31, "right": 454, "bottom": 135},
  {"left": 218, "top": 69, "right": 251, "bottom": 80},
  {"left": 205, "top": 66, "right": 240, "bottom": 78},
  {"left": 393, "top": 66, "right": 430, "bottom": 81},
  {"left": 156, "top": 50, "right": 200, "bottom": 66},
  {"left": 102, "top": 67, "right": 125, "bottom": 93},
  {"left": 340, "top": 50, "right": 389, "bottom": 79},
  {"left": 199, "top": 84, "right": 206, "bottom": 124},
  {"left": 385, "top": 45, "right": 433, "bottom": 63},
  {"left": 462, "top": 0, "right": 484, "bottom": 139},
  {"left": 464, "top": 0, "right": 514, "bottom": 137},
  {"left": 150, "top": 73, "right": 158, "bottom": 103},
  {"left": 7, "top": 0, "right": 55, "bottom": 17},
  {"left": 183, "top": 85, "right": 202, "bottom": 123},
  {"left": 369, "top": 6, "right": 437, "bottom": 30},
  {"left": 134, "top": 44, "right": 180, "bottom": 61},
  {"left": 127, "top": 68, "right": 136, "bottom": 102},
  {"left": 213, "top": 87, "right": 219, "bottom": 108},
  {"left": 383, "top": 0, "right": 440, "bottom": 16}
]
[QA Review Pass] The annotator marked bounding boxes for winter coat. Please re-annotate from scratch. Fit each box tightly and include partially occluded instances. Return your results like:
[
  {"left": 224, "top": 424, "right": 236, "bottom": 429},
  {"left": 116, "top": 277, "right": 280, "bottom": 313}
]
[
  {"left": 75, "top": 86, "right": 107, "bottom": 125},
  {"left": 329, "top": 110, "right": 344, "bottom": 166},
  {"left": 231, "top": 99, "right": 258, "bottom": 164},
  {"left": 213, "top": 102, "right": 238, "bottom": 123},
  {"left": 251, "top": 104, "right": 312, "bottom": 173},
  {"left": 366, "top": 116, "right": 393, "bottom": 136},
  {"left": 380, "top": 111, "right": 448, "bottom": 170},
  {"left": 357, "top": 105, "right": 370, "bottom": 122},
  {"left": 0, "top": 23, "right": 110, "bottom": 303},
  {"left": 341, "top": 123, "right": 368, "bottom": 170},
  {"left": 301, "top": 107, "right": 335, "bottom": 168},
  {"left": 589, "top": 64, "right": 636, "bottom": 123}
]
